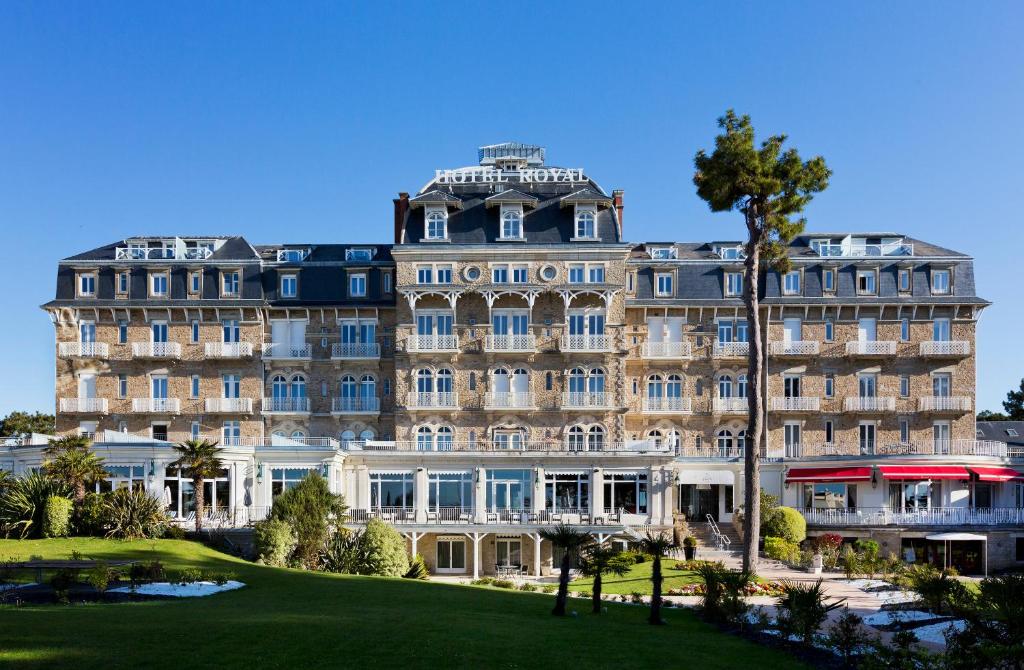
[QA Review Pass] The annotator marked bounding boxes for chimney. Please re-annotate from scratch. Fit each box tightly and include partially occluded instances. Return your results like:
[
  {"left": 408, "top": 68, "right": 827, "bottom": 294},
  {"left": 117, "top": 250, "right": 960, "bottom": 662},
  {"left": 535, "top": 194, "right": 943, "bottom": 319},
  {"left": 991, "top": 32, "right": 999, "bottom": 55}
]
[
  {"left": 612, "top": 189, "right": 624, "bottom": 233},
  {"left": 393, "top": 192, "right": 409, "bottom": 244}
]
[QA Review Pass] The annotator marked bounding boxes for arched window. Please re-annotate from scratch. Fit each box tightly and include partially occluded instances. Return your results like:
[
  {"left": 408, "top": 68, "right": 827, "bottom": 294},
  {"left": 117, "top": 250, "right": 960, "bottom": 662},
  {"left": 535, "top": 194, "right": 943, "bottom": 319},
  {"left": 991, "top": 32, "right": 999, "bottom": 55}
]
[
  {"left": 736, "top": 429, "right": 747, "bottom": 454},
  {"left": 737, "top": 374, "right": 748, "bottom": 399},
  {"left": 588, "top": 425, "right": 606, "bottom": 451},
  {"left": 272, "top": 375, "right": 288, "bottom": 399},
  {"left": 511, "top": 368, "right": 529, "bottom": 394},
  {"left": 436, "top": 369, "right": 453, "bottom": 393},
  {"left": 416, "top": 426, "right": 434, "bottom": 451},
  {"left": 290, "top": 430, "right": 306, "bottom": 440},
  {"left": 416, "top": 369, "right": 433, "bottom": 393},
  {"left": 545, "top": 371, "right": 553, "bottom": 391},
  {"left": 340, "top": 429, "right": 356, "bottom": 446},
  {"left": 468, "top": 371, "right": 476, "bottom": 391},
  {"left": 436, "top": 426, "right": 453, "bottom": 451},
  {"left": 339, "top": 375, "right": 357, "bottom": 398},
  {"left": 589, "top": 368, "right": 606, "bottom": 394},
  {"left": 568, "top": 368, "right": 586, "bottom": 394},
  {"left": 492, "top": 367, "right": 510, "bottom": 393},
  {"left": 359, "top": 375, "right": 376, "bottom": 399},
  {"left": 666, "top": 374, "right": 683, "bottom": 398},
  {"left": 647, "top": 429, "right": 663, "bottom": 447},
  {"left": 718, "top": 375, "right": 733, "bottom": 398},
  {"left": 426, "top": 211, "right": 446, "bottom": 240},
  {"left": 567, "top": 426, "right": 585, "bottom": 451},
  {"left": 716, "top": 429, "right": 733, "bottom": 455},
  {"left": 359, "top": 428, "right": 375, "bottom": 442},
  {"left": 647, "top": 374, "right": 664, "bottom": 398},
  {"left": 576, "top": 211, "right": 595, "bottom": 238},
  {"left": 666, "top": 430, "right": 683, "bottom": 454},
  {"left": 501, "top": 210, "right": 522, "bottom": 239},
  {"left": 271, "top": 430, "right": 285, "bottom": 438},
  {"left": 291, "top": 374, "right": 307, "bottom": 398}
]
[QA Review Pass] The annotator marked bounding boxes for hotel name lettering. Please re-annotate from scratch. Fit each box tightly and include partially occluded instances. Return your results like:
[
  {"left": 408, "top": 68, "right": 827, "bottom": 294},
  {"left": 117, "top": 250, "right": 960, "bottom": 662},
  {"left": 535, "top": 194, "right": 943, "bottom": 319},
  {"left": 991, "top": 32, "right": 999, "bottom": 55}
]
[{"left": 434, "top": 167, "right": 587, "bottom": 184}]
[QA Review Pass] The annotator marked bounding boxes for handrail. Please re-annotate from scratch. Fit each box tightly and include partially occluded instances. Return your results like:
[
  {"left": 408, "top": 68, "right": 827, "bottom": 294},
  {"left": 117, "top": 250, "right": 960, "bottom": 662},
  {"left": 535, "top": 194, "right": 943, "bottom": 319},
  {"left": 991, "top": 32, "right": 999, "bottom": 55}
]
[{"left": 706, "top": 514, "right": 731, "bottom": 550}]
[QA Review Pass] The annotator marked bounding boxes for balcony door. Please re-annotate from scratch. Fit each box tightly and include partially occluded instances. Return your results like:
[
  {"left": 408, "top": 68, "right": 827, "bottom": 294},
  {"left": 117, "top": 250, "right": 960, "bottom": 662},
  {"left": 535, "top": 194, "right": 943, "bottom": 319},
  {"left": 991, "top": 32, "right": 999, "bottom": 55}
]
[
  {"left": 80, "top": 321, "right": 96, "bottom": 344},
  {"left": 783, "top": 318, "right": 802, "bottom": 343},
  {"left": 857, "top": 317, "right": 877, "bottom": 342},
  {"left": 151, "top": 375, "right": 168, "bottom": 400},
  {"left": 436, "top": 537, "right": 466, "bottom": 573},
  {"left": 783, "top": 423, "right": 801, "bottom": 459},
  {"left": 858, "top": 374, "right": 877, "bottom": 398},
  {"left": 933, "top": 421, "right": 951, "bottom": 454},
  {"left": 783, "top": 375, "right": 801, "bottom": 398},
  {"left": 933, "top": 318, "right": 950, "bottom": 342},
  {"left": 417, "top": 312, "right": 453, "bottom": 337},
  {"left": 78, "top": 373, "right": 96, "bottom": 399},
  {"left": 152, "top": 321, "right": 168, "bottom": 343},
  {"left": 859, "top": 422, "right": 876, "bottom": 455}
]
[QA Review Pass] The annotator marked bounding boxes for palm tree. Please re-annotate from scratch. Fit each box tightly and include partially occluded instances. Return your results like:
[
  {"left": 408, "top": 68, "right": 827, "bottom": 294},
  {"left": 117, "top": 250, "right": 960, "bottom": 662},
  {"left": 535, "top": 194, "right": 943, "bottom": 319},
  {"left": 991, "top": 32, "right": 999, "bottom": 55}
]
[
  {"left": 539, "top": 524, "right": 593, "bottom": 616},
  {"left": 171, "top": 439, "right": 224, "bottom": 532},
  {"left": 578, "top": 544, "right": 633, "bottom": 614},
  {"left": 43, "top": 447, "right": 108, "bottom": 504},
  {"left": 44, "top": 433, "right": 92, "bottom": 456},
  {"left": 633, "top": 530, "right": 678, "bottom": 625}
]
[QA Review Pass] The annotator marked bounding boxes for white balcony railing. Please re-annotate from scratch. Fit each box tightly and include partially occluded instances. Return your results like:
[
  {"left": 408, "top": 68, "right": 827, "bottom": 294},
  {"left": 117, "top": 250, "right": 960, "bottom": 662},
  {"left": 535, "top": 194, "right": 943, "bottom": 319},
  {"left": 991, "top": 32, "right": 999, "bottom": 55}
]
[
  {"left": 58, "top": 342, "right": 109, "bottom": 358},
  {"left": 845, "top": 341, "right": 896, "bottom": 356},
  {"left": 261, "top": 397, "right": 311, "bottom": 413},
  {"left": 484, "top": 392, "right": 536, "bottom": 409},
  {"left": 560, "top": 334, "right": 611, "bottom": 352},
  {"left": 331, "top": 397, "right": 381, "bottom": 413},
  {"left": 406, "top": 334, "right": 459, "bottom": 352},
  {"left": 713, "top": 397, "right": 749, "bottom": 413},
  {"left": 262, "top": 343, "right": 312, "bottom": 360},
  {"left": 561, "top": 391, "right": 612, "bottom": 409},
  {"left": 642, "top": 397, "right": 692, "bottom": 413},
  {"left": 204, "top": 397, "right": 253, "bottom": 413},
  {"left": 769, "top": 341, "right": 820, "bottom": 356},
  {"left": 713, "top": 342, "right": 749, "bottom": 358},
  {"left": 920, "top": 341, "right": 970, "bottom": 357},
  {"left": 770, "top": 397, "right": 821, "bottom": 412},
  {"left": 813, "top": 241, "right": 913, "bottom": 258},
  {"left": 843, "top": 397, "right": 896, "bottom": 412},
  {"left": 59, "top": 398, "right": 108, "bottom": 413},
  {"left": 641, "top": 341, "right": 692, "bottom": 359},
  {"left": 132, "top": 342, "right": 181, "bottom": 358},
  {"left": 918, "top": 396, "right": 972, "bottom": 412},
  {"left": 406, "top": 392, "right": 459, "bottom": 409},
  {"left": 484, "top": 334, "right": 537, "bottom": 352},
  {"left": 801, "top": 506, "right": 1024, "bottom": 527},
  {"left": 331, "top": 343, "right": 381, "bottom": 359},
  {"left": 131, "top": 398, "right": 180, "bottom": 413},
  {"left": 204, "top": 342, "right": 253, "bottom": 358}
]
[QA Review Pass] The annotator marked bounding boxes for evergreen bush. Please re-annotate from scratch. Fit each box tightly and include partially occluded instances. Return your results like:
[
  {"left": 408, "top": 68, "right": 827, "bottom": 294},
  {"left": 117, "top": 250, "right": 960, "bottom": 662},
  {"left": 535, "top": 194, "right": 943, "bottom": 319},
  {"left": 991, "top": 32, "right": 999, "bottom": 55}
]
[
  {"left": 43, "top": 495, "right": 72, "bottom": 538},
  {"left": 253, "top": 518, "right": 296, "bottom": 567},
  {"left": 762, "top": 506, "right": 806, "bottom": 543}
]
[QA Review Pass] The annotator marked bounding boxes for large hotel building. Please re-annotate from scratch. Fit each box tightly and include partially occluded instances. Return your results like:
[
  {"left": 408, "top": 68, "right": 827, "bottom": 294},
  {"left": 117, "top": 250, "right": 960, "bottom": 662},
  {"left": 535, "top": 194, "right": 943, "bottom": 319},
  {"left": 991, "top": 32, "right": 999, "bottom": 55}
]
[{"left": 7, "top": 143, "right": 1015, "bottom": 574}]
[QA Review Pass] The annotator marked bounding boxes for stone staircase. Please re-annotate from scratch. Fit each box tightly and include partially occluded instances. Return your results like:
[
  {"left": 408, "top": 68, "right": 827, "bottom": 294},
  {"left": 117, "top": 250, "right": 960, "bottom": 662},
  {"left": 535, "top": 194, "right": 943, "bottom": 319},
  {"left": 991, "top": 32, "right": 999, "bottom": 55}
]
[{"left": 686, "top": 521, "right": 743, "bottom": 566}]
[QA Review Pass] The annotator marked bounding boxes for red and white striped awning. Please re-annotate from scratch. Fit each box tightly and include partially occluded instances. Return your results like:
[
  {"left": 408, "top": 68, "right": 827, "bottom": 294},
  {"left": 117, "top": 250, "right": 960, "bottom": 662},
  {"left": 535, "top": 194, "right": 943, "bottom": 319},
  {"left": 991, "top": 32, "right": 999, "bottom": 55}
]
[
  {"left": 968, "top": 466, "right": 1022, "bottom": 482},
  {"left": 878, "top": 465, "right": 970, "bottom": 480},
  {"left": 785, "top": 467, "right": 873, "bottom": 483}
]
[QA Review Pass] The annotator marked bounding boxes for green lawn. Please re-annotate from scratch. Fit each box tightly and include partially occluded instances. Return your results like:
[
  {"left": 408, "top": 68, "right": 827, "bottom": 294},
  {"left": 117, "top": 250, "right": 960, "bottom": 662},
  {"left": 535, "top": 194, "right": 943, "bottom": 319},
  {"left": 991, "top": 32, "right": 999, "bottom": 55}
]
[
  {"left": 0, "top": 539, "right": 803, "bottom": 669},
  {"left": 571, "top": 559, "right": 703, "bottom": 596}
]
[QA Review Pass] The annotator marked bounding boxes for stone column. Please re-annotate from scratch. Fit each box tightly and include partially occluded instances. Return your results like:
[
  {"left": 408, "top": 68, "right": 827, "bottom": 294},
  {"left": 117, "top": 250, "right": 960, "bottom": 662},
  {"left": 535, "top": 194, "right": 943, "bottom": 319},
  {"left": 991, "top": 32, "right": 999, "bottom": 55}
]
[
  {"left": 473, "top": 467, "right": 487, "bottom": 523},
  {"left": 533, "top": 466, "right": 545, "bottom": 514},
  {"left": 591, "top": 467, "right": 604, "bottom": 520},
  {"left": 414, "top": 467, "right": 429, "bottom": 523}
]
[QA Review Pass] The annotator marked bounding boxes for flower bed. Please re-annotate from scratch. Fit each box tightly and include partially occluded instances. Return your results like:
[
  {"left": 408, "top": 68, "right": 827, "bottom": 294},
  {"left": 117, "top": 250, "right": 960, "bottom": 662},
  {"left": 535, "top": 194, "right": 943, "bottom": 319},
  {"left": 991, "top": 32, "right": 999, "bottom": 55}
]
[{"left": 667, "top": 580, "right": 788, "bottom": 597}]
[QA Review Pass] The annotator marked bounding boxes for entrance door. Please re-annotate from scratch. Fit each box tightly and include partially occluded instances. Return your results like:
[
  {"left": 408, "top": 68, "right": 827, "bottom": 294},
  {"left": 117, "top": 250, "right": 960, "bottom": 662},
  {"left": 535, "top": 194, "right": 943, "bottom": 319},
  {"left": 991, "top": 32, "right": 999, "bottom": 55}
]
[
  {"left": 697, "top": 485, "right": 719, "bottom": 522},
  {"left": 436, "top": 538, "right": 466, "bottom": 573}
]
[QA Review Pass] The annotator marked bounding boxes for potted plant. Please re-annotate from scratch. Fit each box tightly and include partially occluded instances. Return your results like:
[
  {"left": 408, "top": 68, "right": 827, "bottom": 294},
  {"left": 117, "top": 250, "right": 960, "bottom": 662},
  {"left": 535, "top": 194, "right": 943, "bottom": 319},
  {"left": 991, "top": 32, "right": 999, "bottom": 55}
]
[{"left": 683, "top": 535, "right": 698, "bottom": 561}]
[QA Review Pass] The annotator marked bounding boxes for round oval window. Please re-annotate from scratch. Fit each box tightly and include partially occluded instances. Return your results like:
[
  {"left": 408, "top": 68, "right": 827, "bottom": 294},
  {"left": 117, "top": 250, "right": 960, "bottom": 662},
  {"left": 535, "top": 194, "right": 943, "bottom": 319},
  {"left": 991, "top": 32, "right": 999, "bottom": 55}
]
[
  {"left": 464, "top": 266, "right": 481, "bottom": 281},
  {"left": 540, "top": 265, "right": 557, "bottom": 281}
]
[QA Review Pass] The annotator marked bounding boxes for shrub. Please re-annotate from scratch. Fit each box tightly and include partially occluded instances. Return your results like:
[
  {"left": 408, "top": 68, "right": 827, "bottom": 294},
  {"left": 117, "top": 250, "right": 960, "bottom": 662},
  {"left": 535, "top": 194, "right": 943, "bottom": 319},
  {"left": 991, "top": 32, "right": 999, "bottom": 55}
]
[
  {"left": 356, "top": 518, "right": 409, "bottom": 577},
  {"left": 74, "top": 492, "right": 108, "bottom": 536},
  {"left": 854, "top": 539, "right": 880, "bottom": 562},
  {"left": 673, "top": 559, "right": 719, "bottom": 571},
  {"left": 471, "top": 577, "right": 494, "bottom": 586},
  {"left": 269, "top": 473, "right": 346, "bottom": 569},
  {"left": 404, "top": 553, "right": 428, "bottom": 580},
  {"left": 541, "top": 583, "right": 557, "bottom": 593},
  {"left": 695, "top": 561, "right": 751, "bottom": 626},
  {"left": 0, "top": 473, "right": 72, "bottom": 538},
  {"left": 105, "top": 487, "right": 168, "bottom": 540},
  {"left": 764, "top": 536, "right": 801, "bottom": 564},
  {"left": 519, "top": 582, "right": 537, "bottom": 592},
  {"left": 812, "top": 533, "right": 843, "bottom": 568},
  {"left": 619, "top": 550, "right": 646, "bottom": 564},
  {"left": 683, "top": 535, "right": 698, "bottom": 548},
  {"left": 253, "top": 518, "right": 296, "bottom": 567},
  {"left": 163, "top": 524, "right": 187, "bottom": 540},
  {"left": 175, "top": 568, "right": 203, "bottom": 584},
  {"left": 841, "top": 544, "right": 859, "bottom": 580},
  {"left": 629, "top": 591, "right": 644, "bottom": 604},
  {"left": 944, "top": 573, "right": 1024, "bottom": 669},
  {"left": 208, "top": 571, "right": 235, "bottom": 586},
  {"left": 50, "top": 568, "right": 76, "bottom": 602},
  {"left": 826, "top": 607, "right": 870, "bottom": 668},
  {"left": 86, "top": 561, "right": 114, "bottom": 594},
  {"left": 321, "top": 528, "right": 362, "bottom": 573},
  {"left": 492, "top": 579, "right": 515, "bottom": 589},
  {"left": 762, "top": 506, "right": 806, "bottom": 543},
  {"left": 775, "top": 579, "right": 845, "bottom": 645},
  {"left": 904, "top": 564, "right": 968, "bottom": 615},
  {"left": 43, "top": 495, "right": 72, "bottom": 538}
]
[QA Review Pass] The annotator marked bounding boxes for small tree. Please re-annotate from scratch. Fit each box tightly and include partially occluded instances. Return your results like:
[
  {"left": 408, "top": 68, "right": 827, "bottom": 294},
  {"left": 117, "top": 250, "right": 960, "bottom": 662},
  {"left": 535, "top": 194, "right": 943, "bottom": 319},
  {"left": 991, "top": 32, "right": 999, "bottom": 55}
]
[
  {"left": 694, "top": 110, "right": 830, "bottom": 572},
  {"left": 269, "top": 472, "right": 347, "bottom": 569},
  {"left": 1003, "top": 377, "right": 1024, "bottom": 420},
  {"left": 43, "top": 438, "right": 108, "bottom": 505},
  {"left": 633, "top": 530, "right": 678, "bottom": 625},
  {"left": 357, "top": 518, "right": 409, "bottom": 577},
  {"left": 539, "top": 524, "right": 593, "bottom": 616},
  {"left": 776, "top": 579, "right": 845, "bottom": 645},
  {"left": 0, "top": 411, "right": 55, "bottom": 437},
  {"left": 171, "top": 439, "right": 224, "bottom": 532},
  {"left": 578, "top": 545, "right": 633, "bottom": 614}
]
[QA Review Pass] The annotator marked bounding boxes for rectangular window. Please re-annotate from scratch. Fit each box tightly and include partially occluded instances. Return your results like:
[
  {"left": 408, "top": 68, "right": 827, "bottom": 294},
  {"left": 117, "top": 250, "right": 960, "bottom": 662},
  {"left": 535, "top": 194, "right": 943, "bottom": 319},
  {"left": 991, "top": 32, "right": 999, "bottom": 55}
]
[
  {"left": 189, "top": 320, "right": 199, "bottom": 343},
  {"left": 150, "top": 273, "right": 168, "bottom": 297},
  {"left": 79, "top": 273, "right": 97, "bottom": 297},
  {"left": 222, "top": 271, "right": 240, "bottom": 296},
  {"left": 511, "top": 265, "right": 528, "bottom": 283},
  {"left": 191, "top": 375, "right": 201, "bottom": 398},
  {"left": 383, "top": 272, "right": 392, "bottom": 293},
  {"left": 568, "top": 264, "right": 585, "bottom": 283},
  {"left": 222, "top": 421, "right": 241, "bottom": 446},
  {"left": 223, "top": 374, "right": 240, "bottom": 399},
  {"left": 349, "top": 273, "right": 367, "bottom": 297},
  {"left": 222, "top": 320, "right": 239, "bottom": 343},
  {"left": 588, "top": 265, "right": 605, "bottom": 283},
  {"left": 118, "top": 320, "right": 128, "bottom": 344},
  {"left": 118, "top": 374, "right": 128, "bottom": 398},
  {"left": 933, "top": 318, "right": 951, "bottom": 342},
  {"left": 933, "top": 373, "right": 952, "bottom": 397},
  {"left": 417, "top": 266, "right": 433, "bottom": 284},
  {"left": 783, "top": 271, "right": 801, "bottom": 295},
  {"left": 189, "top": 271, "right": 201, "bottom": 294},
  {"left": 655, "top": 273, "right": 673, "bottom": 297},
  {"left": 281, "top": 274, "right": 297, "bottom": 298},
  {"left": 822, "top": 268, "right": 835, "bottom": 293},
  {"left": 898, "top": 268, "right": 912, "bottom": 292},
  {"left": 901, "top": 318, "right": 910, "bottom": 341},
  {"left": 117, "top": 272, "right": 129, "bottom": 295},
  {"left": 932, "top": 269, "right": 951, "bottom": 294},
  {"left": 725, "top": 272, "right": 743, "bottom": 296},
  {"left": 824, "top": 420, "right": 834, "bottom": 444},
  {"left": 899, "top": 417, "right": 911, "bottom": 444},
  {"left": 824, "top": 319, "right": 834, "bottom": 342},
  {"left": 626, "top": 272, "right": 635, "bottom": 293},
  {"left": 190, "top": 421, "right": 201, "bottom": 440},
  {"left": 79, "top": 320, "right": 96, "bottom": 343},
  {"left": 900, "top": 375, "right": 910, "bottom": 397},
  {"left": 436, "top": 266, "right": 452, "bottom": 284},
  {"left": 491, "top": 265, "right": 509, "bottom": 283},
  {"left": 856, "top": 270, "right": 877, "bottom": 295},
  {"left": 824, "top": 373, "right": 835, "bottom": 398}
]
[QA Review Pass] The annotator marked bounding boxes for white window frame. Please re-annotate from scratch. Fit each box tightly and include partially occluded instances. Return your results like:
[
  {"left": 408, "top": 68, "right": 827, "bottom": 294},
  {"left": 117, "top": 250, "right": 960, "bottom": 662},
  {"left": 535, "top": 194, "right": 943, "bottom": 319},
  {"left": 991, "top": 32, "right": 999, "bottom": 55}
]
[
  {"left": 574, "top": 207, "right": 598, "bottom": 240},
  {"left": 78, "top": 272, "right": 97, "bottom": 297},
  {"left": 822, "top": 267, "right": 836, "bottom": 293},
  {"left": 900, "top": 318, "right": 910, "bottom": 341},
  {"left": 188, "top": 270, "right": 201, "bottom": 294},
  {"left": 655, "top": 272, "right": 673, "bottom": 297},
  {"left": 898, "top": 268, "right": 912, "bottom": 293},
  {"left": 725, "top": 272, "right": 743, "bottom": 297},
  {"left": 782, "top": 270, "right": 801, "bottom": 296},
  {"left": 191, "top": 320, "right": 200, "bottom": 343},
  {"left": 117, "top": 271, "right": 130, "bottom": 295},
  {"left": 349, "top": 273, "right": 367, "bottom": 298},
  {"left": 150, "top": 272, "right": 169, "bottom": 297},
  {"left": 824, "top": 373, "right": 835, "bottom": 398},
  {"left": 281, "top": 274, "right": 298, "bottom": 298},
  {"left": 383, "top": 272, "right": 392, "bottom": 294},
  {"left": 931, "top": 268, "right": 951, "bottom": 295},
  {"left": 221, "top": 270, "right": 241, "bottom": 297},
  {"left": 424, "top": 207, "right": 448, "bottom": 241},
  {"left": 856, "top": 269, "right": 877, "bottom": 295},
  {"left": 499, "top": 205, "right": 524, "bottom": 240},
  {"left": 824, "top": 318, "right": 834, "bottom": 342},
  {"left": 900, "top": 375, "right": 910, "bottom": 397}
]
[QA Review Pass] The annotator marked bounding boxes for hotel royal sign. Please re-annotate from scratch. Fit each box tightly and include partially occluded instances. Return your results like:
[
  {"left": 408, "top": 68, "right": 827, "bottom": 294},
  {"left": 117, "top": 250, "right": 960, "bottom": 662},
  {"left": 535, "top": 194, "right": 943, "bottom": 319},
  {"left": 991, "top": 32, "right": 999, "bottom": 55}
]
[{"left": 433, "top": 167, "right": 587, "bottom": 184}]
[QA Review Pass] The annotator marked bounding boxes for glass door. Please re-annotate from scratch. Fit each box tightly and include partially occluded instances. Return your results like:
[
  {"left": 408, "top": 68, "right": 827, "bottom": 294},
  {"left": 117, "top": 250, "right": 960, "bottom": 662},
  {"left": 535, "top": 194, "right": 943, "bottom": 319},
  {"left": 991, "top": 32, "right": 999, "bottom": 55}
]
[
  {"left": 436, "top": 538, "right": 466, "bottom": 573},
  {"left": 859, "top": 422, "right": 876, "bottom": 455}
]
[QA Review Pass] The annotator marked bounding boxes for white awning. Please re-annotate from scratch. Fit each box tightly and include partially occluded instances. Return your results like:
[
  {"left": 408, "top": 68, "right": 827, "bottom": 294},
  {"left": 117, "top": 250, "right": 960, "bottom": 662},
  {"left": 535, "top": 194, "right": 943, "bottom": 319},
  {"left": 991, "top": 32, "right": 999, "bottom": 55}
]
[
  {"left": 676, "top": 470, "right": 735, "bottom": 485},
  {"left": 925, "top": 532, "right": 988, "bottom": 542}
]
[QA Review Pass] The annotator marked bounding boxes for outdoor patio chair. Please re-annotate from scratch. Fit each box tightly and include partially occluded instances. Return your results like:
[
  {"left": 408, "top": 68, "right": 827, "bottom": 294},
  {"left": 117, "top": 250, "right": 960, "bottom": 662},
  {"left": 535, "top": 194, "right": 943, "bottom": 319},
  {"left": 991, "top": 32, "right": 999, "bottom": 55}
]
[{"left": 426, "top": 511, "right": 438, "bottom": 523}]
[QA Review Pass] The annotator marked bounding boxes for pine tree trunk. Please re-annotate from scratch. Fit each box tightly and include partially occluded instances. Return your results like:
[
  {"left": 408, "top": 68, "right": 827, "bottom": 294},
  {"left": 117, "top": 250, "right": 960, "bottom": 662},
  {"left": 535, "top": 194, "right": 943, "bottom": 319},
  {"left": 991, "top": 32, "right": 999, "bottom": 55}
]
[
  {"left": 592, "top": 572, "right": 603, "bottom": 614},
  {"left": 553, "top": 552, "right": 571, "bottom": 616},
  {"left": 195, "top": 476, "right": 205, "bottom": 533},
  {"left": 742, "top": 209, "right": 763, "bottom": 574},
  {"left": 649, "top": 554, "right": 664, "bottom": 625},
  {"left": 75, "top": 481, "right": 86, "bottom": 505}
]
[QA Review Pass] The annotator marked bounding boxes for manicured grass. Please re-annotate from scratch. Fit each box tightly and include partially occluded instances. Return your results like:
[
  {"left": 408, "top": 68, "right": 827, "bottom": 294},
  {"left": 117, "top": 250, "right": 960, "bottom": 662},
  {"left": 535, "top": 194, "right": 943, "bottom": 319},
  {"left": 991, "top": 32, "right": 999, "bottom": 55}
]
[
  {"left": 0, "top": 539, "right": 804, "bottom": 669},
  {"left": 571, "top": 558, "right": 702, "bottom": 596}
]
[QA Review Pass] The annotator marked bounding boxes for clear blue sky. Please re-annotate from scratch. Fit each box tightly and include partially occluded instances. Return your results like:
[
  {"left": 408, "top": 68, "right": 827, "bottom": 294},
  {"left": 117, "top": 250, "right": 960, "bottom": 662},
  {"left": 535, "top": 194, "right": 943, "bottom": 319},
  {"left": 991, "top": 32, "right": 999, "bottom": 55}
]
[{"left": 1, "top": 1, "right": 1021, "bottom": 416}]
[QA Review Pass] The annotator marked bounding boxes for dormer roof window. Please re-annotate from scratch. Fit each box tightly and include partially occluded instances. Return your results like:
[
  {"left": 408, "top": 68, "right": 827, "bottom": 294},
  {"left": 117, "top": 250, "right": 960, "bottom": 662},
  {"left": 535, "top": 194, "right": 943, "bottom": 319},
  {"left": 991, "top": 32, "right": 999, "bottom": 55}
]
[
  {"left": 713, "top": 244, "right": 745, "bottom": 260},
  {"left": 424, "top": 208, "right": 448, "bottom": 241},
  {"left": 499, "top": 208, "right": 524, "bottom": 240},
  {"left": 810, "top": 235, "right": 913, "bottom": 257},
  {"left": 649, "top": 246, "right": 677, "bottom": 260},
  {"left": 277, "top": 248, "right": 310, "bottom": 263},
  {"left": 574, "top": 209, "right": 597, "bottom": 240},
  {"left": 345, "top": 248, "right": 375, "bottom": 262},
  {"left": 484, "top": 188, "right": 539, "bottom": 208},
  {"left": 409, "top": 190, "right": 463, "bottom": 209}
]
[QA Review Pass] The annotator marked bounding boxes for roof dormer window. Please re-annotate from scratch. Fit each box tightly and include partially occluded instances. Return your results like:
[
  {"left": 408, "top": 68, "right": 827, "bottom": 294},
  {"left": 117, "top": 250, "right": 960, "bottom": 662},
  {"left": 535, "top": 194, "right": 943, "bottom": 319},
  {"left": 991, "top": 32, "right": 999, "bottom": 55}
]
[
  {"left": 713, "top": 245, "right": 745, "bottom": 260},
  {"left": 575, "top": 209, "right": 597, "bottom": 239},
  {"left": 931, "top": 268, "right": 952, "bottom": 295},
  {"left": 649, "top": 247, "right": 677, "bottom": 260},
  {"left": 500, "top": 206, "right": 524, "bottom": 240},
  {"left": 345, "top": 248, "right": 374, "bottom": 261},
  {"left": 276, "top": 248, "right": 309, "bottom": 263},
  {"left": 425, "top": 208, "right": 448, "bottom": 241}
]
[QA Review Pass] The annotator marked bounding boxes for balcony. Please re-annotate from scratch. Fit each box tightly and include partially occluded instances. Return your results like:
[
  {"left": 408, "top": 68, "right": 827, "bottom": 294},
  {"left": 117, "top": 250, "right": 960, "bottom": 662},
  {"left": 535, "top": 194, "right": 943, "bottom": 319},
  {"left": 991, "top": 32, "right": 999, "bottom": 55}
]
[
  {"left": 561, "top": 391, "right": 613, "bottom": 410},
  {"left": 205, "top": 342, "right": 253, "bottom": 358},
  {"left": 331, "top": 397, "right": 381, "bottom": 414},
  {"left": 920, "top": 341, "right": 970, "bottom": 357},
  {"left": 713, "top": 342, "right": 749, "bottom": 358},
  {"left": 642, "top": 397, "right": 692, "bottom": 413},
  {"left": 769, "top": 341, "right": 820, "bottom": 356},
  {"left": 406, "top": 392, "right": 459, "bottom": 409},
  {"left": 770, "top": 397, "right": 821, "bottom": 412},
  {"left": 331, "top": 343, "right": 381, "bottom": 360},
  {"left": 845, "top": 341, "right": 896, "bottom": 357},
  {"left": 353, "top": 439, "right": 670, "bottom": 454},
  {"left": 801, "top": 506, "right": 1023, "bottom": 528},
  {"left": 131, "top": 398, "right": 180, "bottom": 413},
  {"left": 918, "top": 396, "right": 972, "bottom": 413},
  {"left": 560, "top": 334, "right": 612, "bottom": 353},
  {"left": 712, "top": 397, "right": 748, "bottom": 414},
  {"left": 641, "top": 341, "right": 692, "bottom": 359},
  {"left": 798, "top": 440, "right": 1006, "bottom": 458},
  {"left": 131, "top": 342, "right": 181, "bottom": 359},
  {"left": 843, "top": 397, "right": 896, "bottom": 412},
  {"left": 204, "top": 398, "right": 253, "bottom": 414},
  {"left": 262, "top": 343, "right": 312, "bottom": 360},
  {"left": 484, "top": 334, "right": 537, "bottom": 353},
  {"left": 261, "top": 397, "right": 311, "bottom": 414},
  {"left": 59, "top": 398, "right": 108, "bottom": 414},
  {"left": 406, "top": 334, "right": 459, "bottom": 353},
  {"left": 484, "top": 392, "right": 537, "bottom": 410},
  {"left": 58, "top": 342, "right": 109, "bottom": 358},
  {"left": 676, "top": 445, "right": 745, "bottom": 459}
]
